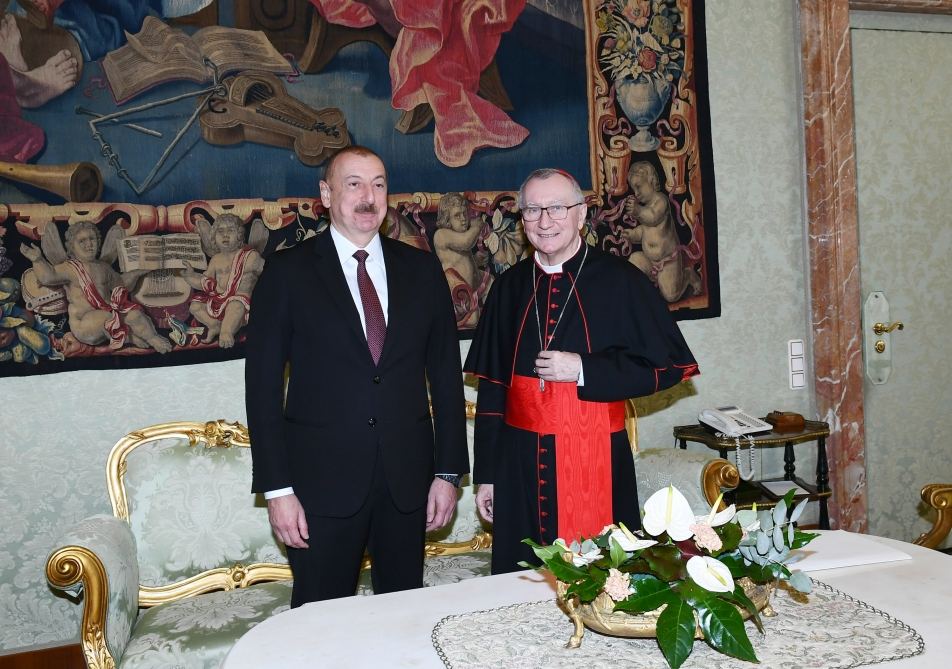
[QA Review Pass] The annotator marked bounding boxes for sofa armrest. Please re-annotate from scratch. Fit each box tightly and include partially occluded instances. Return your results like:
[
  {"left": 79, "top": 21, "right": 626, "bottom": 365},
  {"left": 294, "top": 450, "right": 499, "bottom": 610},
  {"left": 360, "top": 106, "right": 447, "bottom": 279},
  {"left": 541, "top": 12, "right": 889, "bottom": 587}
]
[
  {"left": 634, "top": 448, "right": 740, "bottom": 513},
  {"left": 46, "top": 514, "right": 139, "bottom": 667},
  {"left": 914, "top": 483, "right": 952, "bottom": 549}
]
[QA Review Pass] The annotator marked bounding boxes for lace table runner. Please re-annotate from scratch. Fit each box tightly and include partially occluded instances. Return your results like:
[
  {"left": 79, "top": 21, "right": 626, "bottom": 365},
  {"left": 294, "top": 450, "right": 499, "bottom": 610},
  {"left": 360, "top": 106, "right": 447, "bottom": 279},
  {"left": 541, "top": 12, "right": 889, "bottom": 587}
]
[{"left": 432, "top": 580, "right": 923, "bottom": 668}]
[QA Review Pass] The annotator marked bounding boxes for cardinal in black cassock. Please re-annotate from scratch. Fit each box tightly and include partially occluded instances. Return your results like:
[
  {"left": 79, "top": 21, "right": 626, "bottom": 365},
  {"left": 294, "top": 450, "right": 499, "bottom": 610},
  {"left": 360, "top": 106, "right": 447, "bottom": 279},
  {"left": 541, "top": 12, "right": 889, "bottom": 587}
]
[{"left": 464, "top": 168, "right": 699, "bottom": 574}]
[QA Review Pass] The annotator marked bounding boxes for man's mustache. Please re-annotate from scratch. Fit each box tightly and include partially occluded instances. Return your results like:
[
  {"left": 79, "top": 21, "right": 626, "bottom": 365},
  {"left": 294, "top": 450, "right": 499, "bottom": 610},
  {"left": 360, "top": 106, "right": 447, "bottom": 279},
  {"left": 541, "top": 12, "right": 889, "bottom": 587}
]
[{"left": 354, "top": 203, "right": 377, "bottom": 214}]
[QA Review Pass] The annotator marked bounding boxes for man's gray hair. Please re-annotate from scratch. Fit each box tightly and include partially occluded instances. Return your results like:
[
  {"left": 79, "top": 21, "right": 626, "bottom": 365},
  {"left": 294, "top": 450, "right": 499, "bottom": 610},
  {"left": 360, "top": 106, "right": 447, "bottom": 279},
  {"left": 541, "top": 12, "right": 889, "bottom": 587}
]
[{"left": 516, "top": 168, "right": 584, "bottom": 209}]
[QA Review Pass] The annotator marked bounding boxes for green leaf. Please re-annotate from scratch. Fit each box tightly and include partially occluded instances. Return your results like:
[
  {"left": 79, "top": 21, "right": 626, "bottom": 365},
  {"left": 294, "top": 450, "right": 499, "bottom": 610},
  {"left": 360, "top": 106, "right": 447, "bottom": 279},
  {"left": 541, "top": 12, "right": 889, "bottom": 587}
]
[
  {"left": 791, "top": 530, "right": 819, "bottom": 549},
  {"left": 609, "top": 537, "right": 627, "bottom": 568},
  {"left": 545, "top": 558, "right": 590, "bottom": 583},
  {"left": 567, "top": 569, "right": 605, "bottom": 602},
  {"left": 613, "top": 575, "right": 675, "bottom": 613},
  {"left": 790, "top": 498, "right": 808, "bottom": 523},
  {"left": 734, "top": 509, "right": 758, "bottom": 528},
  {"left": 788, "top": 570, "right": 813, "bottom": 593},
  {"left": 656, "top": 598, "right": 696, "bottom": 669},
  {"left": 781, "top": 488, "right": 798, "bottom": 508},
  {"left": 773, "top": 525, "right": 785, "bottom": 551},
  {"left": 0, "top": 316, "right": 26, "bottom": 328},
  {"left": 772, "top": 501, "right": 787, "bottom": 527},
  {"left": 724, "top": 586, "right": 764, "bottom": 634},
  {"left": 714, "top": 522, "right": 742, "bottom": 554},
  {"left": 717, "top": 552, "right": 747, "bottom": 577},
  {"left": 675, "top": 579, "right": 714, "bottom": 607},
  {"left": 695, "top": 597, "right": 758, "bottom": 662},
  {"left": 644, "top": 544, "right": 686, "bottom": 582}
]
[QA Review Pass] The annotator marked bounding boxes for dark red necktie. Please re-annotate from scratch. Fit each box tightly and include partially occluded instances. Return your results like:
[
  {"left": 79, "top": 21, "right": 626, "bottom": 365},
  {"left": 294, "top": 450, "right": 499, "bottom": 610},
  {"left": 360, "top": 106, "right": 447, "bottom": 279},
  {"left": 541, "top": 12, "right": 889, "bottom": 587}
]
[{"left": 352, "top": 250, "right": 386, "bottom": 364}]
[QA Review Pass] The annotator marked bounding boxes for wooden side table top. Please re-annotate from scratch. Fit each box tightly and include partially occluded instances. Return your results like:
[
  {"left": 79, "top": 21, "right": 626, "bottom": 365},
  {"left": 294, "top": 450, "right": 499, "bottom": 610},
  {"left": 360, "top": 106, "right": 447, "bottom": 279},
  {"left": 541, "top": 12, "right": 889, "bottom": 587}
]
[{"left": 673, "top": 419, "right": 830, "bottom": 449}]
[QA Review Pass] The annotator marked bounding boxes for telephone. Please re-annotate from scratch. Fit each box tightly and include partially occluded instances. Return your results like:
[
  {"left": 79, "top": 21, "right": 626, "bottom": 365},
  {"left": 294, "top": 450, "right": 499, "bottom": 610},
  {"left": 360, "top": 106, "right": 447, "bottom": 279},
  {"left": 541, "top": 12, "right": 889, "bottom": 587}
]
[{"left": 698, "top": 406, "right": 772, "bottom": 437}]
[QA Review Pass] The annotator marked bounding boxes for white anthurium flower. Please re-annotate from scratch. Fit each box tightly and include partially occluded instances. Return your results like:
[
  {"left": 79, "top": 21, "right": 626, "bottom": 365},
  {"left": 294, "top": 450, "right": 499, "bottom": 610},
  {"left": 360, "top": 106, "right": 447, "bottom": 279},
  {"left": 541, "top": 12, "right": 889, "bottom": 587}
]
[
  {"left": 554, "top": 538, "right": 604, "bottom": 567},
  {"left": 687, "top": 555, "right": 735, "bottom": 593},
  {"left": 698, "top": 493, "right": 736, "bottom": 527},
  {"left": 642, "top": 485, "right": 696, "bottom": 541},
  {"left": 610, "top": 522, "right": 657, "bottom": 552}
]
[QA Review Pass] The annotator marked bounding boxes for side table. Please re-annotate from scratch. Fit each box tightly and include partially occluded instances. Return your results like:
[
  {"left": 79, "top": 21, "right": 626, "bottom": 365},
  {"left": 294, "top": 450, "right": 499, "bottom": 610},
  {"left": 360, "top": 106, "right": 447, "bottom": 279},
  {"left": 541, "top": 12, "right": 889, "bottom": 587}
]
[{"left": 673, "top": 419, "right": 832, "bottom": 529}]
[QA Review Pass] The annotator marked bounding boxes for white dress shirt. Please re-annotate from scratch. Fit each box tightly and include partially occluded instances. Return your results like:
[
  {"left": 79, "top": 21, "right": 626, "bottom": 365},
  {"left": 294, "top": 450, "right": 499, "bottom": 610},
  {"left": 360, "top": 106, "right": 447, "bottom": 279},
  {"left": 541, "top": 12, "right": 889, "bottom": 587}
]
[
  {"left": 535, "top": 242, "right": 586, "bottom": 386},
  {"left": 265, "top": 227, "right": 389, "bottom": 500}
]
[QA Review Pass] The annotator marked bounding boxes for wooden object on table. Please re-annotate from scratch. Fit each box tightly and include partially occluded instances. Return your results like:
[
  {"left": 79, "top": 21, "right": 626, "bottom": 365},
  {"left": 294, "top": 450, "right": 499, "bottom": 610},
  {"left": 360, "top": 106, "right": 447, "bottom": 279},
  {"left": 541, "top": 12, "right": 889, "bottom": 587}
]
[
  {"left": 766, "top": 410, "right": 805, "bottom": 433},
  {"left": 673, "top": 419, "right": 832, "bottom": 529}
]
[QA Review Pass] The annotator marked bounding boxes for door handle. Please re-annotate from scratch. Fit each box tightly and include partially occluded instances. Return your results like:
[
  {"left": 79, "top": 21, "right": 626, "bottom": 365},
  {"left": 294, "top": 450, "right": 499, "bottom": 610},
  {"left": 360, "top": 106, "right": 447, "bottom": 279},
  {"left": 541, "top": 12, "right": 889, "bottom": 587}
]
[{"left": 872, "top": 321, "right": 904, "bottom": 335}]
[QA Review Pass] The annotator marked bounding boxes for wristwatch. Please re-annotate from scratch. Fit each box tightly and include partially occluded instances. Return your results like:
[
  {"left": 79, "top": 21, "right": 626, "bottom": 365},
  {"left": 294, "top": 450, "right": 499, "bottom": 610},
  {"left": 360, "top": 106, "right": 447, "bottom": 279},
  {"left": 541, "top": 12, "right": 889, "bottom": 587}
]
[{"left": 435, "top": 473, "right": 462, "bottom": 488}]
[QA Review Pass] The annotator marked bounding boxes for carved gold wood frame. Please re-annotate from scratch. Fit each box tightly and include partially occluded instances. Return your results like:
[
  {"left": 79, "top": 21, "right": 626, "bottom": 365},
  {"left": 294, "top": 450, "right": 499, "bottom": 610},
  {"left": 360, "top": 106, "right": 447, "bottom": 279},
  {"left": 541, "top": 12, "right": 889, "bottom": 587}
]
[
  {"left": 107, "top": 420, "right": 293, "bottom": 606},
  {"left": 799, "top": 0, "right": 952, "bottom": 531},
  {"left": 914, "top": 483, "right": 952, "bottom": 548}
]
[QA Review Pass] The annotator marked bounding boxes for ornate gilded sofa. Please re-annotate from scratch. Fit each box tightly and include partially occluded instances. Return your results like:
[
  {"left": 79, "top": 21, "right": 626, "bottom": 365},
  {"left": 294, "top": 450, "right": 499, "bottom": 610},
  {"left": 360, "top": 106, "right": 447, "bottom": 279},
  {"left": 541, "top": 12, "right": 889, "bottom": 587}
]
[{"left": 46, "top": 408, "right": 738, "bottom": 669}]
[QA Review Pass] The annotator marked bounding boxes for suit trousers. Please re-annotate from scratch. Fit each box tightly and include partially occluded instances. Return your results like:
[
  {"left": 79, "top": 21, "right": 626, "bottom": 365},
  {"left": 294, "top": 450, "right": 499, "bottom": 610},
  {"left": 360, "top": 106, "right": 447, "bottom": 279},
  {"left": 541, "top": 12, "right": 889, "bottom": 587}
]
[{"left": 287, "top": 452, "right": 426, "bottom": 606}]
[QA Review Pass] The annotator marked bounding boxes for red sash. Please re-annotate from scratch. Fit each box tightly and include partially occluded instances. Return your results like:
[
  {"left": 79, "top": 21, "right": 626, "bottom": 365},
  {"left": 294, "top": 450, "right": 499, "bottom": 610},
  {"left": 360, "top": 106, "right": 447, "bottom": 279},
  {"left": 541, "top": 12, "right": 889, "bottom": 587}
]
[{"left": 505, "top": 374, "right": 625, "bottom": 542}]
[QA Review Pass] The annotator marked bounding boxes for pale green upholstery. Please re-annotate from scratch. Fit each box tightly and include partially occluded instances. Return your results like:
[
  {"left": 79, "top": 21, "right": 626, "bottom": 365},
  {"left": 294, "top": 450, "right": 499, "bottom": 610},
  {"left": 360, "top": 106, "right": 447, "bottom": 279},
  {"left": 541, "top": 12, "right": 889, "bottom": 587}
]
[
  {"left": 635, "top": 447, "right": 740, "bottom": 513},
  {"left": 123, "top": 435, "right": 286, "bottom": 587},
  {"left": 47, "top": 421, "right": 293, "bottom": 669},
  {"left": 119, "top": 581, "right": 292, "bottom": 669}
]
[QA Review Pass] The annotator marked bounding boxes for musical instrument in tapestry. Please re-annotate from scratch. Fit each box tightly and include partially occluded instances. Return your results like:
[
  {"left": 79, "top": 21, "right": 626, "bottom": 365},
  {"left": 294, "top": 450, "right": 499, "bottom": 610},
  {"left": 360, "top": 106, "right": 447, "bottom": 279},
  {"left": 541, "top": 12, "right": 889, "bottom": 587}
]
[
  {"left": 20, "top": 268, "right": 68, "bottom": 316},
  {"left": 0, "top": 161, "right": 103, "bottom": 202},
  {"left": 131, "top": 269, "right": 192, "bottom": 309},
  {"left": 199, "top": 72, "right": 350, "bottom": 166}
]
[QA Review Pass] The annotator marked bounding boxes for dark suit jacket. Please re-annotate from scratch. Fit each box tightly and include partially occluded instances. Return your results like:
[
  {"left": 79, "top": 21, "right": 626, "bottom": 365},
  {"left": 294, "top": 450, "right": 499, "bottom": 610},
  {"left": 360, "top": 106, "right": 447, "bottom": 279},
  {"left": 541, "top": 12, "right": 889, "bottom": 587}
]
[{"left": 245, "top": 229, "right": 469, "bottom": 517}]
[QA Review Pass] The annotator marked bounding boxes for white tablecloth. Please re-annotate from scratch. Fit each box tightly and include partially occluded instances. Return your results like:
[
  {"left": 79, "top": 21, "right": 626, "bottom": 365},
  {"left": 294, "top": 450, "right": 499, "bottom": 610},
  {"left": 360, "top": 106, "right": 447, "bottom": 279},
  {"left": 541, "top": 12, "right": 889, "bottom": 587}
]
[{"left": 224, "top": 533, "right": 952, "bottom": 668}]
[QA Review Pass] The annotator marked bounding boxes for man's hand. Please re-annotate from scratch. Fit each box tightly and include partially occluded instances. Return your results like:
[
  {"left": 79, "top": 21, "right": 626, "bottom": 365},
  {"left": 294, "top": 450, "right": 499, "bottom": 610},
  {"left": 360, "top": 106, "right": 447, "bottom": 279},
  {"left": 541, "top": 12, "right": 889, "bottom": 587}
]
[
  {"left": 426, "top": 477, "right": 458, "bottom": 531},
  {"left": 535, "top": 350, "right": 582, "bottom": 383},
  {"left": 475, "top": 483, "right": 494, "bottom": 523},
  {"left": 267, "top": 494, "right": 309, "bottom": 549}
]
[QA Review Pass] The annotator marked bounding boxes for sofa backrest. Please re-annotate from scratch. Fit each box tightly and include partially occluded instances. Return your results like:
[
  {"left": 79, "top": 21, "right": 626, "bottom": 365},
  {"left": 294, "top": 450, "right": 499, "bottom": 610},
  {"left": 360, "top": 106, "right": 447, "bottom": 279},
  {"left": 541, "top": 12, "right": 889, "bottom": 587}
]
[{"left": 110, "top": 420, "right": 291, "bottom": 605}]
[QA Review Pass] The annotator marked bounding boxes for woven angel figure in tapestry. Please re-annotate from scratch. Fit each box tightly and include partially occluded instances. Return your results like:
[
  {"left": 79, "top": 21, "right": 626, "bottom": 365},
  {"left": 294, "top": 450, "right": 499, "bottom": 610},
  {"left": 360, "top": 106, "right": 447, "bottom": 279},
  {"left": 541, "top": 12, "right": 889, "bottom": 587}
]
[
  {"left": 622, "top": 161, "right": 701, "bottom": 302},
  {"left": 19, "top": 220, "right": 172, "bottom": 353},
  {"left": 181, "top": 213, "right": 266, "bottom": 348}
]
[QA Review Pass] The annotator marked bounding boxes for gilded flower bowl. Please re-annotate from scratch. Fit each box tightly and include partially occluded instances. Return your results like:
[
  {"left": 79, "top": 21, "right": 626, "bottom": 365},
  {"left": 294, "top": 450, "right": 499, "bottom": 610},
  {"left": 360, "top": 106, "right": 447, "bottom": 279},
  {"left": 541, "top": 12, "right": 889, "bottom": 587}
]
[{"left": 556, "top": 577, "right": 775, "bottom": 648}]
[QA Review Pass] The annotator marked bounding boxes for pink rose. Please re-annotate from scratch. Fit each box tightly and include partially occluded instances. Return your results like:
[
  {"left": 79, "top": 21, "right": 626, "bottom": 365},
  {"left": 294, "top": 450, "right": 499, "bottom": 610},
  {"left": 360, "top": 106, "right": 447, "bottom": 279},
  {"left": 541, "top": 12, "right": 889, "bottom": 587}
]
[
  {"left": 603, "top": 568, "right": 633, "bottom": 602},
  {"left": 638, "top": 47, "right": 658, "bottom": 72},
  {"left": 690, "top": 522, "right": 723, "bottom": 552},
  {"left": 622, "top": 0, "right": 651, "bottom": 28}
]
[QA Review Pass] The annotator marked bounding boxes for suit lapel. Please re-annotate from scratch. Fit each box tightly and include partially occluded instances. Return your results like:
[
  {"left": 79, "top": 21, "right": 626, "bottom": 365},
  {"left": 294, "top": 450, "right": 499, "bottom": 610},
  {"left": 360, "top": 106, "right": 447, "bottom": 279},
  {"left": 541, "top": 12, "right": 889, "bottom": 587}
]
[
  {"left": 312, "top": 230, "right": 368, "bottom": 347},
  {"left": 380, "top": 237, "right": 411, "bottom": 364}
]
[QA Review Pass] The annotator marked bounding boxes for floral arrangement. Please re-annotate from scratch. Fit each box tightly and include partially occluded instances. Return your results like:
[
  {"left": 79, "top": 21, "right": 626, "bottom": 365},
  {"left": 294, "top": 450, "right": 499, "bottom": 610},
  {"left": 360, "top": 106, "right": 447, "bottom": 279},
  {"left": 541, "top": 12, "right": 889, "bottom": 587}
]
[
  {"left": 525, "top": 486, "right": 817, "bottom": 669},
  {"left": 596, "top": 0, "right": 684, "bottom": 85}
]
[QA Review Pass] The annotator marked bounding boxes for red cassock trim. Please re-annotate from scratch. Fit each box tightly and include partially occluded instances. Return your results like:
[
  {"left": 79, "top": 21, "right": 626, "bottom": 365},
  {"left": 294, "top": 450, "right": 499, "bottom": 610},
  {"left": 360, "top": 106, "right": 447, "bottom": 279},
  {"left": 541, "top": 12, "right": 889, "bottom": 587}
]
[{"left": 505, "top": 374, "right": 625, "bottom": 543}]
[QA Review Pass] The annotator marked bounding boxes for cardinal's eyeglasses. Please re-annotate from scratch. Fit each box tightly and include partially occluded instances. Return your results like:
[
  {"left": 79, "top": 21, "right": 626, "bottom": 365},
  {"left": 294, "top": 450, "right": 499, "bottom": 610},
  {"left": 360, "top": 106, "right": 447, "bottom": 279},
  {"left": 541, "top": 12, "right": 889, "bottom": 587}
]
[{"left": 521, "top": 202, "right": 585, "bottom": 222}]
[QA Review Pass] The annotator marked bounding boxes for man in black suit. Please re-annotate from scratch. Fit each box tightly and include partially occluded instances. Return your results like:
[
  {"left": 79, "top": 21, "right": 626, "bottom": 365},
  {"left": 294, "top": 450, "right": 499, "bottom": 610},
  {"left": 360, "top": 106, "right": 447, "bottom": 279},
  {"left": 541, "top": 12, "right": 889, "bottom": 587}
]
[{"left": 245, "top": 146, "right": 469, "bottom": 606}]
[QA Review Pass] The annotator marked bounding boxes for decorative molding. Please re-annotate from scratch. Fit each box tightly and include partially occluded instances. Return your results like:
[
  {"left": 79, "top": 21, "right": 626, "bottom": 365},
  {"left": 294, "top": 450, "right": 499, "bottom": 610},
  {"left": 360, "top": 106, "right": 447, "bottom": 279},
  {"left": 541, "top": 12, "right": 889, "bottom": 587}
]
[
  {"left": 799, "top": 0, "right": 867, "bottom": 531},
  {"left": 850, "top": 0, "right": 952, "bottom": 13}
]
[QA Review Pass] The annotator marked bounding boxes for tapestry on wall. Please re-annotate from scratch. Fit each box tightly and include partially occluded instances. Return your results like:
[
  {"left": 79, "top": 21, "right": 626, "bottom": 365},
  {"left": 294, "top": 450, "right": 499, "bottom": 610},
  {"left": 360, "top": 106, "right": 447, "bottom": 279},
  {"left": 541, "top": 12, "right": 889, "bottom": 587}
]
[{"left": 0, "top": 0, "right": 717, "bottom": 377}]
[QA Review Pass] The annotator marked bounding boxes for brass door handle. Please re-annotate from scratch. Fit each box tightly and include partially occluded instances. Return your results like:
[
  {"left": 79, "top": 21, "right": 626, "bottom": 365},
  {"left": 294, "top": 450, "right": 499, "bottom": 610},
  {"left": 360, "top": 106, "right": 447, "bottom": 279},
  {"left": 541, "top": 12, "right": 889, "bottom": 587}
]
[{"left": 872, "top": 321, "right": 904, "bottom": 335}]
